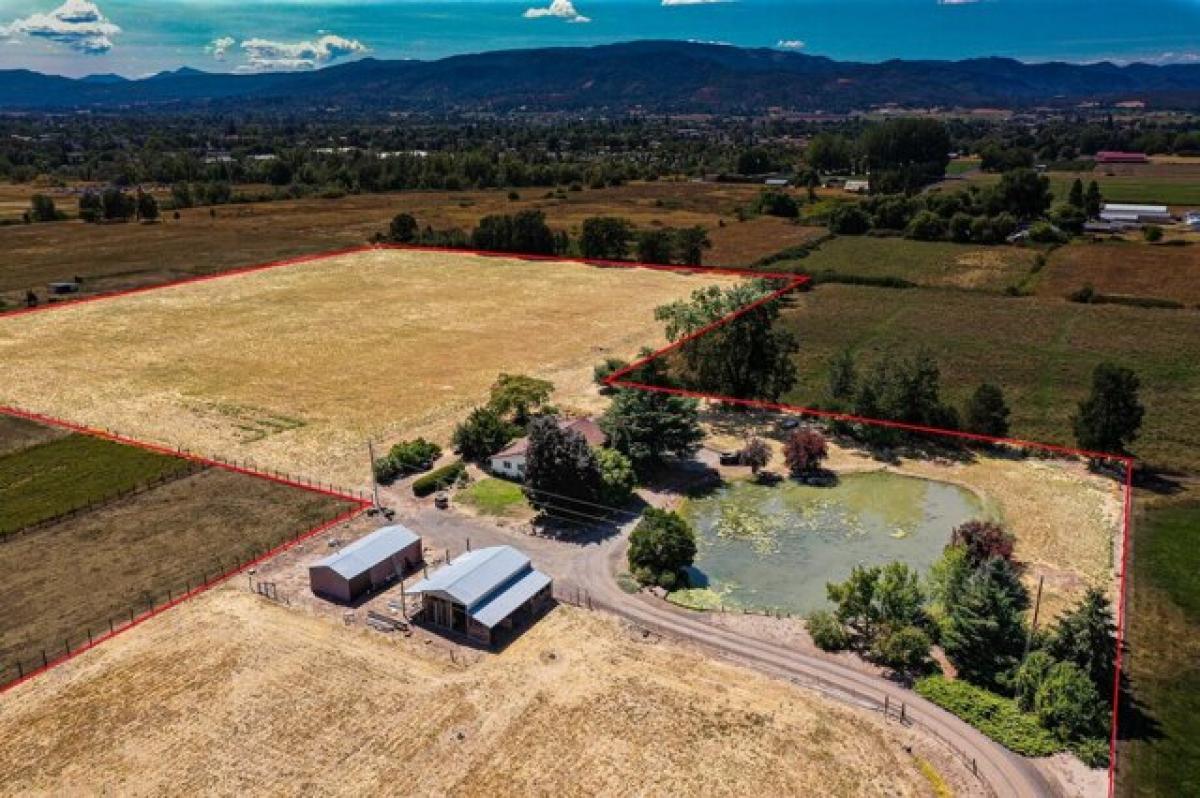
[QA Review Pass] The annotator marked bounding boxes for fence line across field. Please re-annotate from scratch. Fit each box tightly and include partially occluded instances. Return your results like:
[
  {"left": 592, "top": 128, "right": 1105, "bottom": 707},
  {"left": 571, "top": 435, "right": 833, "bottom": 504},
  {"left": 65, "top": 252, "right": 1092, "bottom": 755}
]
[{"left": 0, "top": 503, "right": 365, "bottom": 693}]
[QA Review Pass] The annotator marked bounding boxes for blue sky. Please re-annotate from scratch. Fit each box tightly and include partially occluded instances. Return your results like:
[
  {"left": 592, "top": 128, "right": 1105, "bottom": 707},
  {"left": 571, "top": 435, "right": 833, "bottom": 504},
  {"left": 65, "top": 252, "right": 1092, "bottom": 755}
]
[{"left": 2, "top": 0, "right": 1200, "bottom": 78}]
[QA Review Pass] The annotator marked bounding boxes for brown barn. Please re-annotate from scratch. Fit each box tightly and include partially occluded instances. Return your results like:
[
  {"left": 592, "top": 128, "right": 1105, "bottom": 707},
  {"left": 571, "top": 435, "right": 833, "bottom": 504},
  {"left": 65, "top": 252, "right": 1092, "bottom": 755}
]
[{"left": 309, "top": 524, "right": 422, "bottom": 603}]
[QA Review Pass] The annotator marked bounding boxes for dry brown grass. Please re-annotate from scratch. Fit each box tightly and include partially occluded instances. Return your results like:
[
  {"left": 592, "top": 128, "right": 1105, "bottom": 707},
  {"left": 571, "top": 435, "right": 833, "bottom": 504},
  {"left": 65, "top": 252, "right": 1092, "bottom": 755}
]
[
  {"left": 0, "top": 181, "right": 813, "bottom": 304},
  {"left": 0, "top": 588, "right": 972, "bottom": 797},
  {"left": 0, "top": 248, "right": 734, "bottom": 485},
  {"left": 1042, "top": 240, "right": 1200, "bottom": 305},
  {"left": 0, "top": 467, "right": 349, "bottom": 677}
]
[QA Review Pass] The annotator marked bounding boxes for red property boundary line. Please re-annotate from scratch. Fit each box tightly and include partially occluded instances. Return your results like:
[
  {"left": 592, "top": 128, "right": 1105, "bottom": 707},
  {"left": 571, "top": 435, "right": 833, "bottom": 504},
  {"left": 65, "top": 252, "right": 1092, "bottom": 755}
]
[{"left": 0, "top": 243, "right": 1135, "bottom": 795}]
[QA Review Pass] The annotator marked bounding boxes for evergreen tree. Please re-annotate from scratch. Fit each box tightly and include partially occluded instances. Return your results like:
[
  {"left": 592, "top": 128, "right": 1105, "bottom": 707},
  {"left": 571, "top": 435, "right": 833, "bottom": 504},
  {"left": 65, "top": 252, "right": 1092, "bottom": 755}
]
[
  {"left": 1073, "top": 362, "right": 1144, "bottom": 455},
  {"left": 1084, "top": 180, "right": 1103, "bottom": 218},
  {"left": 1068, "top": 178, "right": 1085, "bottom": 209},
  {"left": 523, "top": 415, "right": 604, "bottom": 512},
  {"left": 964, "top": 382, "right": 1011, "bottom": 437},
  {"left": 828, "top": 347, "right": 857, "bottom": 402},
  {"left": 1047, "top": 588, "right": 1117, "bottom": 704},
  {"left": 941, "top": 557, "right": 1030, "bottom": 689}
]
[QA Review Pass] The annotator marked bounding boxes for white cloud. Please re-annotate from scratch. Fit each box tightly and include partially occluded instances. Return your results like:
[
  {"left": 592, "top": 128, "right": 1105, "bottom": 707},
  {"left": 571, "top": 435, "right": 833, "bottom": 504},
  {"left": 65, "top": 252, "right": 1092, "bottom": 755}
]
[
  {"left": 523, "top": 0, "right": 590, "bottom": 23},
  {"left": 662, "top": 0, "right": 733, "bottom": 5},
  {"left": 0, "top": 0, "right": 120, "bottom": 54},
  {"left": 236, "top": 33, "right": 367, "bottom": 72},
  {"left": 937, "top": 0, "right": 982, "bottom": 4},
  {"left": 206, "top": 35, "right": 235, "bottom": 61},
  {"left": 776, "top": 39, "right": 805, "bottom": 50}
]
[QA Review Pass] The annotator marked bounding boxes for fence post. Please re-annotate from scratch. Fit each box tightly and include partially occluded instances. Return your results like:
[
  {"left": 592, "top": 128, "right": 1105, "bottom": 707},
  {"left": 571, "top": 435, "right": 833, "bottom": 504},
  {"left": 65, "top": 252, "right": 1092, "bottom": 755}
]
[
  {"left": 16, "top": 662, "right": 22, "bottom": 679},
  {"left": 87, "top": 628, "right": 93, "bottom": 646},
  {"left": 41, "top": 650, "right": 47, "bottom": 668},
  {"left": 109, "top": 618, "right": 114, "bottom": 635}
]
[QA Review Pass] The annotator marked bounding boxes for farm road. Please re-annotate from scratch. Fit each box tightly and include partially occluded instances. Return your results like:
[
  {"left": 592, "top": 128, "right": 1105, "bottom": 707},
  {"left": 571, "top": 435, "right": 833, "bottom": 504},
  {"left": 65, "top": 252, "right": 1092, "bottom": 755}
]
[{"left": 392, "top": 496, "right": 1052, "bottom": 798}]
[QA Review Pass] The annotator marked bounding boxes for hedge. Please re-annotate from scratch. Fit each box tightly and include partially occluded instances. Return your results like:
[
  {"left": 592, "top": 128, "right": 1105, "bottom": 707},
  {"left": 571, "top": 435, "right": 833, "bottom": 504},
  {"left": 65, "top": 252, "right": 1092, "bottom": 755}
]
[
  {"left": 914, "top": 676, "right": 1062, "bottom": 757},
  {"left": 412, "top": 460, "right": 465, "bottom": 497}
]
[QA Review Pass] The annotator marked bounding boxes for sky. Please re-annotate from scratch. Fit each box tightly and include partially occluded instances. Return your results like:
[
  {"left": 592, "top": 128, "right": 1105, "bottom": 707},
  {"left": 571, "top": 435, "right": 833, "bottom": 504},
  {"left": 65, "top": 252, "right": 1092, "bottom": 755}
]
[{"left": 2, "top": 0, "right": 1200, "bottom": 78}]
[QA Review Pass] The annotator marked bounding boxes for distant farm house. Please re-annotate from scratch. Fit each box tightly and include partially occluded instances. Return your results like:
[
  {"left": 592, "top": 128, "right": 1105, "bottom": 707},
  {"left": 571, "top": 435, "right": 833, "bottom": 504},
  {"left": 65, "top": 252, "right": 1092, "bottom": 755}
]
[
  {"left": 490, "top": 417, "right": 606, "bottom": 479},
  {"left": 409, "top": 545, "right": 552, "bottom": 646},
  {"left": 309, "top": 525, "right": 423, "bottom": 603}
]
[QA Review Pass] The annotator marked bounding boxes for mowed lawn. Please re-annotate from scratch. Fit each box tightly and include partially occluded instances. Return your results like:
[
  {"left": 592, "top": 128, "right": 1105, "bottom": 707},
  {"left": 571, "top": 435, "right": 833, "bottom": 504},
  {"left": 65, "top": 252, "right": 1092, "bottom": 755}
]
[
  {"left": 0, "top": 466, "right": 353, "bottom": 681},
  {"left": 0, "top": 248, "right": 737, "bottom": 485},
  {"left": 778, "top": 284, "right": 1200, "bottom": 471},
  {"left": 1120, "top": 502, "right": 1200, "bottom": 798},
  {"left": 0, "top": 431, "right": 192, "bottom": 536},
  {"left": 784, "top": 235, "right": 1039, "bottom": 293}
]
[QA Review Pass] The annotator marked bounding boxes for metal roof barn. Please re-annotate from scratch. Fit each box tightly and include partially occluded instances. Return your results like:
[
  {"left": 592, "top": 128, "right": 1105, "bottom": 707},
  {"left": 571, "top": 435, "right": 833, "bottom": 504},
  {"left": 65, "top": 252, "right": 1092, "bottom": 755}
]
[
  {"left": 309, "top": 525, "right": 423, "bottom": 603},
  {"left": 409, "top": 545, "right": 553, "bottom": 645}
]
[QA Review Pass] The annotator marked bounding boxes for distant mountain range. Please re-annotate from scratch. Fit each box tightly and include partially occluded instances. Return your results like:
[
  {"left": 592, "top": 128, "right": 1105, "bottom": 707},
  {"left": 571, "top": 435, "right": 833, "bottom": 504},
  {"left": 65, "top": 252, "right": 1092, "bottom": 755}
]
[{"left": 4, "top": 41, "right": 1200, "bottom": 113}]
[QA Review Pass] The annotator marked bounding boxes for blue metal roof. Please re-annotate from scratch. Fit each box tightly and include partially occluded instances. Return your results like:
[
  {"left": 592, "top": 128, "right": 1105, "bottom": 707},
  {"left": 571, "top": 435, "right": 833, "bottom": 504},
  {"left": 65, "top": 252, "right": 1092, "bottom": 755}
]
[
  {"left": 471, "top": 569, "right": 552, "bottom": 629},
  {"left": 409, "top": 545, "right": 548, "bottom": 617},
  {"left": 311, "top": 525, "right": 420, "bottom": 581}
]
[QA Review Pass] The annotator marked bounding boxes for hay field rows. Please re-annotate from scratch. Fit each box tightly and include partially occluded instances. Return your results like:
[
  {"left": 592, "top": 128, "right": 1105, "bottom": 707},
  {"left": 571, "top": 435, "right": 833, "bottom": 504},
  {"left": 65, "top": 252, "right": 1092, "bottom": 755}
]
[
  {"left": 0, "top": 248, "right": 735, "bottom": 485},
  {"left": 0, "top": 588, "right": 973, "bottom": 797}
]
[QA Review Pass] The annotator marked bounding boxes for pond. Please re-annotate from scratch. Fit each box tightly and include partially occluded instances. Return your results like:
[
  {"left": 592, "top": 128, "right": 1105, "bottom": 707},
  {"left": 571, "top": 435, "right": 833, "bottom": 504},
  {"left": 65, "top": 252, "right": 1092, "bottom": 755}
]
[{"left": 676, "top": 470, "right": 985, "bottom": 615}]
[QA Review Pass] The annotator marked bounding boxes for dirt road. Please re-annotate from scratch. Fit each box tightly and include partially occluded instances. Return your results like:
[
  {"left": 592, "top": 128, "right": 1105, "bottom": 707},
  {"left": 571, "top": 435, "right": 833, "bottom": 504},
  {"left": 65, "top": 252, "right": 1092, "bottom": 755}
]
[{"left": 397, "top": 499, "right": 1052, "bottom": 798}]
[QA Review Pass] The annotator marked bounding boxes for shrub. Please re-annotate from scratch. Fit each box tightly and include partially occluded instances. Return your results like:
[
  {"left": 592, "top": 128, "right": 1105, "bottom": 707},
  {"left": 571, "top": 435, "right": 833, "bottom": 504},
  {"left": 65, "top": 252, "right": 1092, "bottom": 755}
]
[
  {"left": 412, "top": 460, "right": 465, "bottom": 497},
  {"left": 453, "top": 407, "right": 517, "bottom": 462},
  {"left": 827, "top": 204, "right": 872, "bottom": 235},
  {"left": 915, "top": 676, "right": 1062, "bottom": 757},
  {"left": 1028, "top": 221, "right": 1067, "bottom": 244},
  {"left": 872, "top": 625, "right": 932, "bottom": 676},
  {"left": 951, "top": 519, "right": 1016, "bottom": 565},
  {"left": 628, "top": 508, "right": 697, "bottom": 588},
  {"left": 752, "top": 189, "right": 800, "bottom": 219},
  {"left": 374, "top": 438, "right": 442, "bottom": 484},
  {"left": 807, "top": 609, "right": 851, "bottom": 651},
  {"left": 1034, "top": 661, "right": 1106, "bottom": 742},
  {"left": 1142, "top": 224, "right": 1164, "bottom": 242},
  {"left": 906, "top": 210, "right": 946, "bottom": 241},
  {"left": 1068, "top": 284, "right": 1096, "bottom": 304}
]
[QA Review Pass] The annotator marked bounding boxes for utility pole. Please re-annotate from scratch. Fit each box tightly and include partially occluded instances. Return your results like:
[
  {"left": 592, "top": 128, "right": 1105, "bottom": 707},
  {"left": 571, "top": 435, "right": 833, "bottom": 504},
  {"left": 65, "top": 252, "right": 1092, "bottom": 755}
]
[
  {"left": 367, "top": 439, "right": 381, "bottom": 510},
  {"left": 1023, "top": 574, "right": 1045, "bottom": 660}
]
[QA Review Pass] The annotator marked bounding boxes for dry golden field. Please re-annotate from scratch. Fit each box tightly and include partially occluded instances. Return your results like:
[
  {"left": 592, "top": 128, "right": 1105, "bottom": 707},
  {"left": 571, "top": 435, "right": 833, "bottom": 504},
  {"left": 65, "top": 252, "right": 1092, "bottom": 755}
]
[
  {"left": 0, "top": 588, "right": 973, "bottom": 797},
  {"left": 0, "top": 248, "right": 735, "bottom": 485}
]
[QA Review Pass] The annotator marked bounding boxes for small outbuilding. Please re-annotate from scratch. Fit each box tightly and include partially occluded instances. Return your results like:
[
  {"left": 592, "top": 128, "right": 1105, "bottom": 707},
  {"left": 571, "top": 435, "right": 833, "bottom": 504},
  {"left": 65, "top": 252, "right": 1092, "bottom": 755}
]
[
  {"left": 409, "top": 545, "right": 552, "bottom": 646},
  {"left": 309, "top": 524, "right": 423, "bottom": 603}
]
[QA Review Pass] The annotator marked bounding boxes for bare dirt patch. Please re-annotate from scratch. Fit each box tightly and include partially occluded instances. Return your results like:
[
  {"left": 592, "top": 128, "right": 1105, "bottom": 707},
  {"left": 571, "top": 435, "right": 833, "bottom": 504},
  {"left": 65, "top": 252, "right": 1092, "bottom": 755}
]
[
  {"left": 1042, "top": 240, "right": 1200, "bottom": 305},
  {"left": 0, "top": 248, "right": 734, "bottom": 486},
  {"left": 0, "top": 587, "right": 978, "bottom": 796}
]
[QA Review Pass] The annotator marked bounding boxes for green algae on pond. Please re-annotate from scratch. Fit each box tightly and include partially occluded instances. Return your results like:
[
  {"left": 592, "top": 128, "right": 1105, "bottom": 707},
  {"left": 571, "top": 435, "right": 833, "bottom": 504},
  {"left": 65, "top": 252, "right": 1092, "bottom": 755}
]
[{"left": 677, "top": 471, "right": 984, "bottom": 615}]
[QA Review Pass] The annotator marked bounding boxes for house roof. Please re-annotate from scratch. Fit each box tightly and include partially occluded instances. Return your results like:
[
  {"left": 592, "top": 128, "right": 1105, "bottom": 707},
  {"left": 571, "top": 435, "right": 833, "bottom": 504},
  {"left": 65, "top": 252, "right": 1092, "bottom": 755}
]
[
  {"left": 310, "top": 525, "right": 420, "bottom": 581},
  {"left": 409, "top": 545, "right": 550, "bottom": 626},
  {"left": 491, "top": 417, "right": 605, "bottom": 460}
]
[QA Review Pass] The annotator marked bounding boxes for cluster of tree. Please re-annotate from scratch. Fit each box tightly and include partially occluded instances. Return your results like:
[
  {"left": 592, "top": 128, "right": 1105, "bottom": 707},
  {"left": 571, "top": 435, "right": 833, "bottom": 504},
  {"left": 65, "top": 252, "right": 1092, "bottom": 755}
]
[
  {"left": 78, "top": 188, "right": 158, "bottom": 223},
  {"left": 521, "top": 415, "right": 636, "bottom": 515},
  {"left": 452, "top": 373, "right": 556, "bottom": 461},
  {"left": 654, "top": 281, "right": 798, "bottom": 401},
  {"left": 595, "top": 353, "right": 705, "bottom": 479},
  {"left": 378, "top": 211, "right": 712, "bottom": 265},
  {"left": 826, "top": 348, "right": 967, "bottom": 440},
  {"left": 812, "top": 518, "right": 1117, "bottom": 763},
  {"left": 830, "top": 169, "right": 1102, "bottom": 244},
  {"left": 627, "top": 508, "right": 697, "bottom": 589},
  {"left": 24, "top": 194, "right": 65, "bottom": 223},
  {"left": 964, "top": 117, "right": 1200, "bottom": 164},
  {"left": 372, "top": 438, "right": 441, "bottom": 484},
  {"left": 805, "top": 118, "right": 951, "bottom": 193}
]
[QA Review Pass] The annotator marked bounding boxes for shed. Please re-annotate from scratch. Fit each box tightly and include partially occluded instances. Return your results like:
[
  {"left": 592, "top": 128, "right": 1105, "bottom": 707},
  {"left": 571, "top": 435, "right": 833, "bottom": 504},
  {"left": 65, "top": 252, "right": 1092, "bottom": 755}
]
[
  {"left": 309, "top": 524, "right": 423, "bottom": 603},
  {"left": 409, "top": 546, "right": 552, "bottom": 646}
]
